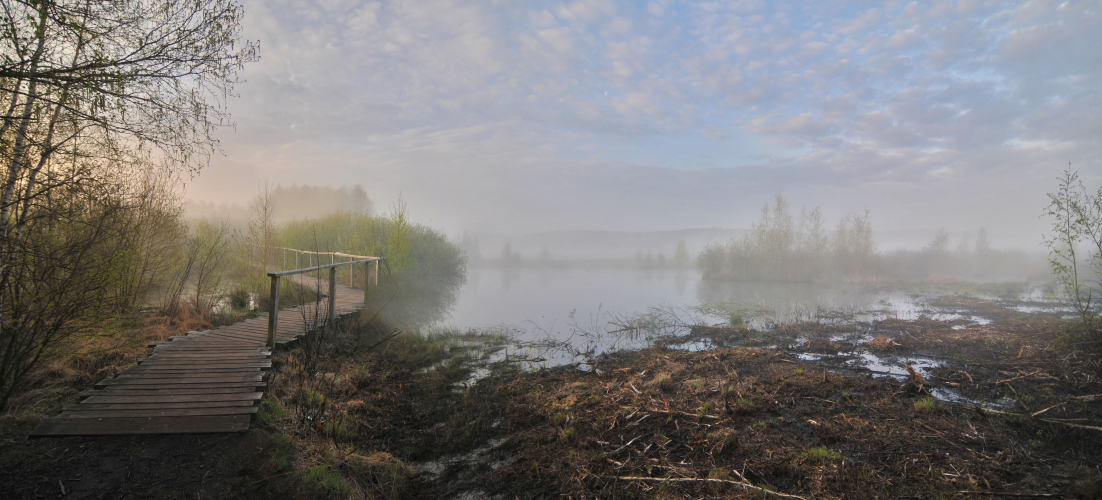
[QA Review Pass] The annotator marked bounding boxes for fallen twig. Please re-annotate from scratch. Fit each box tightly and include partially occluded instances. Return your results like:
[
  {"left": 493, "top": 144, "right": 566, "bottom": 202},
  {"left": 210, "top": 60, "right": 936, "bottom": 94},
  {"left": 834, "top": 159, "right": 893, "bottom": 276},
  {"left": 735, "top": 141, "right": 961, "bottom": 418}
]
[
  {"left": 957, "top": 491, "right": 1062, "bottom": 497},
  {"left": 1030, "top": 403, "right": 1064, "bottom": 417},
  {"left": 608, "top": 435, "right": 641, "bottom": 456},
  {"left": 614, "top": 475, "right": 807, "bottom": 499},
  {"left": 991, "top": 371, "right": 1046, "bottom": 385},
  {"left": 969, "top": 406, "right": 1102, "bottom": 432}
]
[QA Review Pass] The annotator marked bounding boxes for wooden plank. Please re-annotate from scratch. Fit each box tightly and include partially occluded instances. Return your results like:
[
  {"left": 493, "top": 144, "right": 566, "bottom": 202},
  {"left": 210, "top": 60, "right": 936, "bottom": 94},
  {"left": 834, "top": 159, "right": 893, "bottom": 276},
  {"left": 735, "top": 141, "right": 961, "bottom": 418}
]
[
  {"left": 152, "top": 344, "right": 268, "bottom": 350},
  {"left": 57, "top": 406, "right": 259, "bottom": 419},
  {"left": 196, "top": 329, "right": 266, "bottom": 339},
  {"left": 145, "top": 354, "right": 269, "bottom": 361},
  {"left": 160, "top": 342, "right": 263, "bottom": 348},
  {"left": 114, "top": 367, "right": 264, "bottom": 375},
  {"left": 144, "top": 354, "right": 269, "bottom": 362},
  {"left": 64, "top": 400, "right": 259, "bottom": 411},
  {"left": 135, "top": 361, "right": 271, "bottom": 369},
  {"left": 117, "top": 366, "right": 267, "bottom": 375},
  {"left": 139, "top": 360, "right": 269, "bottom": 367},
  {"left": 82, "top": 392, "right": 262, "bottom": 405},
  {"left": 97, "top": 382, "right": 265, "bottom": 391},
  {"left": 150, "top": 349, "right": 268, "bottom": 355},
  {"left": 201, "top": 332, "right": 266, "bottom": 341},
  {"left": 29, "top": 415, "right": 252, "bottom": 436},
  {"left": 97, "top": 375, "right": 264, "bottom": 386},
  {"left": 114, "top": 370, "right": 266, "bottom": 379},
  {"left": 139, "top": 356, "right": 270, "bottom": 363},
  {"left": 168, "top": 336, "right": 262, "bottom": 343},
  {"left": 145, "top": 352, "right": 268, "bottom": 358},
  {"left": 103, "top": 372, "right": 265, "bottom": 382},
  {"left": 99, "top": 386, "right": 262, "bottom": 395},
  {"left": 32, "top": 280, "right": 369, "bottom": 436},
  {"left": 145, "top": 350, "right": 267, "bottom": 356}
]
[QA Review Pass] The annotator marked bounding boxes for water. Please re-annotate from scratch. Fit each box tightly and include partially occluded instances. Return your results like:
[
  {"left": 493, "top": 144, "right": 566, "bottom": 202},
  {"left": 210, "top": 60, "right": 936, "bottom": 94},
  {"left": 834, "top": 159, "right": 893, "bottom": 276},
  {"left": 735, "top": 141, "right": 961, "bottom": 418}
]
[
  {"left": 431, "top": 265, "right": 1060, "bottom": 408},
  {"left": 440, "top": 266, "right": 700, "bottom": 339},
  {"left": 438, "top": 266, "right": 1053, "bottom": 341}
]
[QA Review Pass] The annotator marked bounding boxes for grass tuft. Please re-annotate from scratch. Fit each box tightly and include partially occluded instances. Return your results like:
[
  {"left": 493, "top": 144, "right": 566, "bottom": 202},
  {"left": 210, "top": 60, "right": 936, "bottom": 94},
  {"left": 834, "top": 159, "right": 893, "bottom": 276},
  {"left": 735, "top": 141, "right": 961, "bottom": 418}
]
[{"left": 914, "top": 396, "right": 938, "bottom": 413}]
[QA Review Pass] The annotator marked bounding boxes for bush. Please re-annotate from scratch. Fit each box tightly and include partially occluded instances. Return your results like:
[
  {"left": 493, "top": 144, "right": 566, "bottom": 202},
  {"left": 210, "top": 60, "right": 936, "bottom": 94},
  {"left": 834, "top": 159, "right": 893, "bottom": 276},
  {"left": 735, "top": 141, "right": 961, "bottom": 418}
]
[
  {"left": 696, "top": 194, "right": 875, "bottom": 282},
  {"left": 1043, "top": 165, "right": 1102, "bottom": 332}
]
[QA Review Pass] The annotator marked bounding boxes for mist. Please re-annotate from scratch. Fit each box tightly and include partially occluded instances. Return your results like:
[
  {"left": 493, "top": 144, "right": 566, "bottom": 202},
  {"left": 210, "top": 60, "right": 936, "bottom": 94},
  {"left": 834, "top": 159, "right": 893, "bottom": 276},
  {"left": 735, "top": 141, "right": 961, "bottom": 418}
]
[
  {"left": 175, "top": 0, "right": 1097, "bottom": 339},
  {"left": 183, "top": 1, "right": 1100, "bottom": 253}
]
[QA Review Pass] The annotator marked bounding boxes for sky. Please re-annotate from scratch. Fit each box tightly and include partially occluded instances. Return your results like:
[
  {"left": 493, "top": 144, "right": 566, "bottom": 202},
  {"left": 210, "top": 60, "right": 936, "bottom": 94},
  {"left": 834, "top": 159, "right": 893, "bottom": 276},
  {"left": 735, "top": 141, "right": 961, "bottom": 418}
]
[{"left": 186, "top": 0, "right": 1102, "bottom": 249}]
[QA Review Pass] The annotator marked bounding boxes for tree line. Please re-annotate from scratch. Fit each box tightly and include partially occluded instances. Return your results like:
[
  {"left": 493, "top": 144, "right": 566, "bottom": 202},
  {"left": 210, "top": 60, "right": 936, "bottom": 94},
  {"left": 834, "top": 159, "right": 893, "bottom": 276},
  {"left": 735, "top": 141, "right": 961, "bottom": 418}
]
[{"left": 696, "top": 194, "right": 1035, "bottom": 283}]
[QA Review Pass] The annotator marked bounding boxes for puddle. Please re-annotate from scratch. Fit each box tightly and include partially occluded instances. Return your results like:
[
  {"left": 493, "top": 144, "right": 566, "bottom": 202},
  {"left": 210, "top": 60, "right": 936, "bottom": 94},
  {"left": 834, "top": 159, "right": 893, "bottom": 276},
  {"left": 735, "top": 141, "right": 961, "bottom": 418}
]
[
  {"left": 668, "top": 340, "right": 714, "bottom": 352},
  {"left": 929, "top": 387, "right": 1014, "bottom": 410},
  {"left": 414, "top": 437, "right": 514, "bottom": 482},
  {"left": 846, "top": 352, "right": 941, "bottom": 378}
]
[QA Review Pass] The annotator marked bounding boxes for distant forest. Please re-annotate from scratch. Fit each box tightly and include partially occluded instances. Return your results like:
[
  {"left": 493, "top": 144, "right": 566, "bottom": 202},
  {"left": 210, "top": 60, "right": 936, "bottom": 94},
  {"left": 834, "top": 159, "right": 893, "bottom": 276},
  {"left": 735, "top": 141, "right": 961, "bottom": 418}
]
[{"left": 185, "top": 184, "right": 374, "bottom": 223}]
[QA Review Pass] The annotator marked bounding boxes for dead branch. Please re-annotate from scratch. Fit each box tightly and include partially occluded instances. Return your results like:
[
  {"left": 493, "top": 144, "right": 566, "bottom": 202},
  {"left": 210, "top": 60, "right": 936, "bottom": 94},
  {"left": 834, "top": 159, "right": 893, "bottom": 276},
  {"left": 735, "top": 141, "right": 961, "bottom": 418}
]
[
  {"left": 957, "top": 491, "right": 1062, "bottom": 497},
  {"left": 614, "top": 475, "right": 807, "bottom": 500}
]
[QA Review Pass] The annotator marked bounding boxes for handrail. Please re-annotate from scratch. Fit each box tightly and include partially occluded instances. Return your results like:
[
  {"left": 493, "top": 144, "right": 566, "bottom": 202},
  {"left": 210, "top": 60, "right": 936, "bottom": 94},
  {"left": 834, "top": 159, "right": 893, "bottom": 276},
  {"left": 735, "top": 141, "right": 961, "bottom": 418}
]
[
  {"left": 244, "top": 243, "right": 376, "bottom": 288},
  {"left": 263, "top": 252, "right": 386, "bottom": 349},
  {"left": 267, "top": 257, "right": 381, "bottom": 277}
]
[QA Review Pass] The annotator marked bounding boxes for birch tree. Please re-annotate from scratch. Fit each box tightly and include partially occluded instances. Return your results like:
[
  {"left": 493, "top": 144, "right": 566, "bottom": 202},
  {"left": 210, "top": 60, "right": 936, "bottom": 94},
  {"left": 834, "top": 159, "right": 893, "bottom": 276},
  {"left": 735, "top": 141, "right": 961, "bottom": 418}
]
[{"left": 0, "top": 0, "right": 256, "bottom": 410}]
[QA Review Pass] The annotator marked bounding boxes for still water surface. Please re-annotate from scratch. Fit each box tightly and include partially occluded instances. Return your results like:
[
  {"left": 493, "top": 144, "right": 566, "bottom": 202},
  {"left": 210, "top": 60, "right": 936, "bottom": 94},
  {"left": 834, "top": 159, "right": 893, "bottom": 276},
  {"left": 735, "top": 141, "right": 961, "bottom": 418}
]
[
  {"left": 440, "top": 266, "right": 699, "bottom": 336},
  {"left": 437, "top": 266, "right": 1051, "bottom": 343}
]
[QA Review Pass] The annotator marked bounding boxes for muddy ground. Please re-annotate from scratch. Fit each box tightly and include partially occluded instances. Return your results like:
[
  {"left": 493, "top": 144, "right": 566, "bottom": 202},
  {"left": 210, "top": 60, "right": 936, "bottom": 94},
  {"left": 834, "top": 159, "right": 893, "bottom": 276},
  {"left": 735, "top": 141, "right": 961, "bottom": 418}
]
[{"left": 1, "top": 296, "right": 1102, "bottom": 499}]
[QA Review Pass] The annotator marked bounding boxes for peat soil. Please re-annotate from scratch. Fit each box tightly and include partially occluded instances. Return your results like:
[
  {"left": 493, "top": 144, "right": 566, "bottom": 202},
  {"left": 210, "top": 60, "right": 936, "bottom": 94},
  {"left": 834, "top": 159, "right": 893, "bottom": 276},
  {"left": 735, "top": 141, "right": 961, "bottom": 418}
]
[{"left": 1, "top": 297, "right": 1101, "bottom": 499}]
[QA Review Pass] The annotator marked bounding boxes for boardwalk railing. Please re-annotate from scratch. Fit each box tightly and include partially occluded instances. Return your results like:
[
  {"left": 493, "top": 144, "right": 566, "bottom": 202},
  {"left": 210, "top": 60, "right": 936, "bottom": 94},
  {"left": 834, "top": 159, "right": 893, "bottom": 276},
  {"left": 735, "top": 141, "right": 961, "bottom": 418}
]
[
  {"left": 265, "top": 252, "right": 384, "bottom": 349},
  {"left": 271, "top": 246, "right": 377, "bottom": 288}
]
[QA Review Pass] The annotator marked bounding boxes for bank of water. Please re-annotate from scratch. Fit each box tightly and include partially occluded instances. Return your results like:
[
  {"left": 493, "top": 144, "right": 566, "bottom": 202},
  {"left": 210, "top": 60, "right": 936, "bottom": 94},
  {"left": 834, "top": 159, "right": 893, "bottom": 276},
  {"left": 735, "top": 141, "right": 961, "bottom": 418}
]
[{"left": 434, "top": 265, "right": 1062, "bottom": 393}]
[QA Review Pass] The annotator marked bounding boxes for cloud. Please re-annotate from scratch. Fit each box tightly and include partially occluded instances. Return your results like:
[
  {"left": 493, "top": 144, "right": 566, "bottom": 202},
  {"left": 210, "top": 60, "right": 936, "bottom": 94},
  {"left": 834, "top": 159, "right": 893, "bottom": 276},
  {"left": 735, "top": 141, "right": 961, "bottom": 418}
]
[{"left": 194, "top": 0, "right": 1102, "bottom": 249}]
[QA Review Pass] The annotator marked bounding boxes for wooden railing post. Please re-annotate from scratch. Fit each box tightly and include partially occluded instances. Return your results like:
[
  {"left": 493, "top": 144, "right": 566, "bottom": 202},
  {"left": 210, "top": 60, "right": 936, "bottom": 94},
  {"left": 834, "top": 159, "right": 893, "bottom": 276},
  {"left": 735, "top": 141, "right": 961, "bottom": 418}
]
[
  {"left": 328, "top": 266, "right": 337, "bottom": 325},
  {"left": 368, "top": 259, "right": 376, "bottom": 319},
  {"left": 267, "top": 275, "right": 281, "bottom": 349}
]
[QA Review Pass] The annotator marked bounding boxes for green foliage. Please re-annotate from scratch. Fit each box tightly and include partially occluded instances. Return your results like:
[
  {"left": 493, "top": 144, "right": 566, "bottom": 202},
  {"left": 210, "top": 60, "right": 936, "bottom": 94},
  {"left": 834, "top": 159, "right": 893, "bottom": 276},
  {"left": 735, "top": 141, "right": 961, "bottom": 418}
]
[
  {"left": 804, "top": 446, "right": 844, "bottom": 463},
  {"left": 323, "top": 415, "right": 358, "bottom": 442},
  {"left": 914, "top": 396, "right": 938, "bottom": 413},
  {"left": 1043, "top": 164, "right": 1102, "bottom": 332},
  {"left": 257, "top": 398, "right": 290, "bottom": 426},
  {"left": 697, "top": 401, "right": 713, "bottom": 419},
  {"left": 273, "top": 203, "right": 466, "bottom": 329},
  {"left": 697, "top": 194, "right": 875, "bottom": 282},
  {"left": 298, "top": 464, "right": 353, "bottom": 497},
  {"left": 652, "top": 373, "right": 675, "bottom": 392}
]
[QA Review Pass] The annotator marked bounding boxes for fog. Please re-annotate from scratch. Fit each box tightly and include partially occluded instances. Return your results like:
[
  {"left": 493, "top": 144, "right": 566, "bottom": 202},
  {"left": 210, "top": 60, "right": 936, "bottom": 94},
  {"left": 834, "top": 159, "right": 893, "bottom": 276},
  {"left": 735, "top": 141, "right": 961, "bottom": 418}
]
[
  {"left": 184, "top": 0, "right": 1100, "bottom": 253},
  {"left": 177, "top": 1, "right": 1097, "bottom": 340}
]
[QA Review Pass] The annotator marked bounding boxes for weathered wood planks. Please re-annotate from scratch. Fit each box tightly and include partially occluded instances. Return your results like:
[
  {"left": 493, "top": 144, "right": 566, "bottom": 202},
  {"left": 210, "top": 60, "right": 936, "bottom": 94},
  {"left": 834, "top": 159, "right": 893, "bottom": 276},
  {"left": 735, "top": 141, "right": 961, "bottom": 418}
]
[{"left": 29, "top": 275, "right": 364, "bottom": 437}]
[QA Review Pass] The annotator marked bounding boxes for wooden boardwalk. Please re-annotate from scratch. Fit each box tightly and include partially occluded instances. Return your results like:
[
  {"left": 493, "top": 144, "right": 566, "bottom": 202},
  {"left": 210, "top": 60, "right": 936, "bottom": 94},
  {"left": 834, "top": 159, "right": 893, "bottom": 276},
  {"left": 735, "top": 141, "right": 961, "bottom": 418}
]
[{"left": 29, "top": 275, "right": 367, "bottom": 437}]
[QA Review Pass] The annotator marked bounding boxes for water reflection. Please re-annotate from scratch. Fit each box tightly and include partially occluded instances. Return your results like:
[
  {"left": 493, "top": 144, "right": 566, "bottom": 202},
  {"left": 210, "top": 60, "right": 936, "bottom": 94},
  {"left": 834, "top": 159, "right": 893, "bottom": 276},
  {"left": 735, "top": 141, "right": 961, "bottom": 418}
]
[
  {"left": 440, "top": 266, "right": 700, "bottom": 340},
  {"left": 442, "top": 266, "right": 1057, "bottom": 342}
]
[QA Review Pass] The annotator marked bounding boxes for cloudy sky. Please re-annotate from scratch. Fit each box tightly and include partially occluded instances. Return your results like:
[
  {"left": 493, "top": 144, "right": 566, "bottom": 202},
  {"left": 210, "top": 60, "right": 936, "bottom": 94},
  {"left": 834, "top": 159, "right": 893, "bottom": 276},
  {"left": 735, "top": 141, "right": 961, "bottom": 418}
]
[{"left": 187, "top": 0, "right": 1101, "bottom": 249}]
